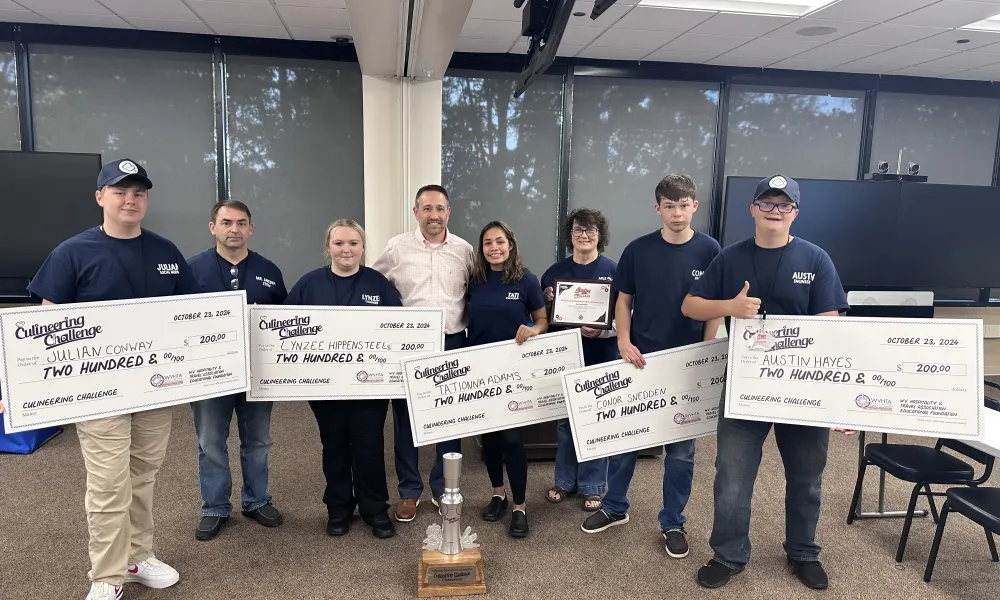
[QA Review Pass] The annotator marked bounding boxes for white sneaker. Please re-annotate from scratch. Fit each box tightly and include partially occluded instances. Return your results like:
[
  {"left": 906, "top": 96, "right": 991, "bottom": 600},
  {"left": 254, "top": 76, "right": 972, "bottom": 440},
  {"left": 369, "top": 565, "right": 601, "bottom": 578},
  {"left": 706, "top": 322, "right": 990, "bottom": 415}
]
[
  {"left": 124, "top": 556, "right": 180, "bottom": 589},
  {"left": 85, "top": 582, "right": 123, "bottom": 600}
]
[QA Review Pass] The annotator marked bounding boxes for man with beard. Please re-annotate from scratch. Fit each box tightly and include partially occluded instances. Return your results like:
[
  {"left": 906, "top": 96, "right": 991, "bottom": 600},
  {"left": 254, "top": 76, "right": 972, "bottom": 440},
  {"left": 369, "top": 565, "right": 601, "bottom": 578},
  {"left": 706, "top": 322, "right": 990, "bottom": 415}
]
[{"left": 372, "top": 185, "right": 475, "bottom": 522}]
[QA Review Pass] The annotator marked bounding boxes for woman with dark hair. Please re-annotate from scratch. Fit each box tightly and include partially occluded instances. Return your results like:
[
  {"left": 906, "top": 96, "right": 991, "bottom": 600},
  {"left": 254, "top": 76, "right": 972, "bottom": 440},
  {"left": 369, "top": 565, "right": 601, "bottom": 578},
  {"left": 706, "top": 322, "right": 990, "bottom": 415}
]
[
  {"left": 541, "top": 208, "right": 617, "bottom": 512},
  {"left": 284, "top": 219, "right": 401, "bottom": 540},
  {"left": 467, "top": 220, "right": 547, "bottom": 538}
]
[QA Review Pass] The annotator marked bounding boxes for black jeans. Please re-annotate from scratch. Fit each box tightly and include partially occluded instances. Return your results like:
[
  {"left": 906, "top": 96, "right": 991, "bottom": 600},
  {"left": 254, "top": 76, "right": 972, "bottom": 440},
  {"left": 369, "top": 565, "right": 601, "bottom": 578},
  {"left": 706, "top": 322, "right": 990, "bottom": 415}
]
[
  {"left": 482, "top": 427, "right": 528, "bottom": 505},
  {"left": 309, "top": 399, "right": 390, "bottom": 520}
]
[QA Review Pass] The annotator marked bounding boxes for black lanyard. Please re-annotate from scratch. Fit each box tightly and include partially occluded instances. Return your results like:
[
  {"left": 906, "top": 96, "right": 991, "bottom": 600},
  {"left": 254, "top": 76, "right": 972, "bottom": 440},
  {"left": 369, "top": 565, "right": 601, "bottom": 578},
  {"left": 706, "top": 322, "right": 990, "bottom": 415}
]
[
  {"left": 216, "top": 252, "right": 250, "bottom": 291},
  {"left": 327, "top": 268, "right": 361, "bottom": 305},
  {"left": 101, "top": 225, "right": 147, "bottom": 297},
  {"left": 751, "top": 235, "right": 790, "bottom": 321}
]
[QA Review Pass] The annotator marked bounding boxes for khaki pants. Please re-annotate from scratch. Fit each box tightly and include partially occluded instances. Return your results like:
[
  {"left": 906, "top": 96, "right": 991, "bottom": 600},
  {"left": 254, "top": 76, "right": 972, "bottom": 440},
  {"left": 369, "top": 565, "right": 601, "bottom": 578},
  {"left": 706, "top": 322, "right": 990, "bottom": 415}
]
[{"left": 75, "top": 407, "right": 173, "bottom": 585}]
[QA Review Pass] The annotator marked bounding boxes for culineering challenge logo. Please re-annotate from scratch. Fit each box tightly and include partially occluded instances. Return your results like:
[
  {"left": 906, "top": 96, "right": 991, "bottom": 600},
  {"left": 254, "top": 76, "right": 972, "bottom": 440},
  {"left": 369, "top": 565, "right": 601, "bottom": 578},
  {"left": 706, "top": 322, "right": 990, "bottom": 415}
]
[{"left": 14, "top": 316, "right": 102, "bottom": 350}]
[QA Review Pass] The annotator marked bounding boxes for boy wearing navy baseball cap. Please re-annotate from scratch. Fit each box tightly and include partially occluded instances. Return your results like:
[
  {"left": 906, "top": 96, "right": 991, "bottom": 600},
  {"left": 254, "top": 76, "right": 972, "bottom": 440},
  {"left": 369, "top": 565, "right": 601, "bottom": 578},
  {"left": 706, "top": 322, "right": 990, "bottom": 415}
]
[{"left": 682, "top": 174, "right": 850, "bottom": 591}]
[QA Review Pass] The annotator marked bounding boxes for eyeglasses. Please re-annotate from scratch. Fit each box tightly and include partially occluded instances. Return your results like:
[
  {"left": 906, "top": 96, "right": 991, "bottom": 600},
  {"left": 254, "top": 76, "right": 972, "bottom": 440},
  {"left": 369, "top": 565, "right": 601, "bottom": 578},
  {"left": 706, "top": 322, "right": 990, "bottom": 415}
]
[
  {"left": 230, "top": 265, "right": 239, "bottom": 290},
  {"left": 753, "top": 201, "right": 797, "bottom": 214},
  {"left": 571, "top": 227, "right": 598, "bottom": 238}
]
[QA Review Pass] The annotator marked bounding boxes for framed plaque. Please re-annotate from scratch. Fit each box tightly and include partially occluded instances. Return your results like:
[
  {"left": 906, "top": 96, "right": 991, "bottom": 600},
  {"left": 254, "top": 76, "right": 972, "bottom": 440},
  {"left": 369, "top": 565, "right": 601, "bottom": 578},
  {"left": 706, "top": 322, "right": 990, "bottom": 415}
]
[{"left": 551, "top": 278, "right": 614, "bottom": 330}]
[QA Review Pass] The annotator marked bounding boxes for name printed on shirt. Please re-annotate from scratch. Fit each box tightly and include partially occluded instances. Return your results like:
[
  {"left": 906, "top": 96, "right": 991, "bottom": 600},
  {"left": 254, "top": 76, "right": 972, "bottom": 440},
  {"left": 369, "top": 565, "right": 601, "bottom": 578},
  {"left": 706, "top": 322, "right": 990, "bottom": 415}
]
[
  {"left": 361, "top": 293, "right": 381, "bottom": 305},
  {"left": 256, "top": 275, "right": 277, "bottom": 288},
  {"left": 157, "top": 263, "right": 180, "bottom": 275}
]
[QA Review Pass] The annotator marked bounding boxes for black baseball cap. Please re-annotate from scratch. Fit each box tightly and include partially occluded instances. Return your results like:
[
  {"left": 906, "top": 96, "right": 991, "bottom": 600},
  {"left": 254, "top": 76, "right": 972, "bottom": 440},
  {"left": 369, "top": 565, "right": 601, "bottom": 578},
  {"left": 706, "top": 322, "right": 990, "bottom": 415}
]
[
  {"left": 753, "top": 174, "right": 799, "bottom": 205},
  {"left": 97, "top": 158, "right": 152, "bottom": 190}
]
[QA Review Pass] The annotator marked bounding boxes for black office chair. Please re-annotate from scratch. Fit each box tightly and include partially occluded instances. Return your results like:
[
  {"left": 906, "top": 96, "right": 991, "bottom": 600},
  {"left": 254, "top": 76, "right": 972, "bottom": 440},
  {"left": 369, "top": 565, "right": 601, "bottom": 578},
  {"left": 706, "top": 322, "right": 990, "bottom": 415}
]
[
  {"left": 923, "top": 486, "right": 1000, "bottom": 582},
  {"left": 847, "top": 392, "right": 998, "bottom": 562}
]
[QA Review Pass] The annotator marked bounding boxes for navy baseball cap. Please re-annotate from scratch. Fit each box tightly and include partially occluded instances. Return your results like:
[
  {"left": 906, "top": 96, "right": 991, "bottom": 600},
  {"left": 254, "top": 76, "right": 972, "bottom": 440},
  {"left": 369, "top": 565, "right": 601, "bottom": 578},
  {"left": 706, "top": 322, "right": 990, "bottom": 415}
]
[
  {"left": 753, "top": 174, "right": 799, "bottom": 205},
  {"left": 97, "top": 158, "right": 152, "bottom": 190}
]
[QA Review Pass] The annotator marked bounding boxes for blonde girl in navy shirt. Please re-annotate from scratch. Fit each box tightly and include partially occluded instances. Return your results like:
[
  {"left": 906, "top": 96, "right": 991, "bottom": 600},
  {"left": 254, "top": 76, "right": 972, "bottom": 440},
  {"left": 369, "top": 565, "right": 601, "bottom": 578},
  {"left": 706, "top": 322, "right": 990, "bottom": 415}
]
[{"left": 466, "top": 220, "right": 547, "bottom": 538}]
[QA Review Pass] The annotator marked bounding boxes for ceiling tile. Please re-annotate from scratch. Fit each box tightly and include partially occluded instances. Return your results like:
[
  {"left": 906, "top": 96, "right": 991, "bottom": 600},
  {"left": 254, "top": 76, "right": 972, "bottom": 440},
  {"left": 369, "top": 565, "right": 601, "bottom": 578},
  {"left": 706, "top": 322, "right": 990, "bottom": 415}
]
[
  {"left": 943, "top": 69, "right": 1000, "bottom": 79},
  {"left": 289, "top": 26, "right": 352, "bottom": 42},
  {"left": 100, "top": 0, "right": 199, "bottom": 20},
  {"left": 213, "top": 22, "right": 289, "bottom": 38},
  {"left": 576, "top": 46, "right": 653, "bottom": 60},
  {"left": 509, "top": 39, "right": 528, "bottom": 54},
  {"left": 794, "top": 42, "right": 893, "bottom": 62},
  {"left": 590, "top": 27, "right": 678, "bottom": 49},
  {"left": 460, "top": 18, "right": 524, "bottom": 40},
  {"left": 833, "top": 61, "right": 896, "bottom": 74},
  {"left": 905, "top": 28, "right": 1000, "bottom": 50},
  {"left": 455, "top": 37, "right": 515, "bottom": 53},
  {"left": 913, "top": 50, "right": 1000, "bottom": 68},
  {"left": 275, "top": 5, "right": 348, "bottom": 29},
  {"left": 0, "top": 0, "right": 19, "bottom": 8},
  {"left": 467, "top": 0, "right": 524, "bottom": 21},
  {"left": 834, "top": 22, "right": 948, "bottom": 45},
  {"left": 560, "top": 25, "right": 610, "bottom": 46},
  {"left": 807, "top": 0, "right": 940, "bottom": 23},
  {"left": 889, "top": 64, "right": 964, "bottom": 77},
  {"left": 274, "top": 0, "right": 347, "bottom": 7},
  {"left": 707, "top": 54, "right": 786, "bottom": 68},
  {"left": 862, "top": 45, "right": 960, "bottom": 66},
  {"left": 613, "top": 6, "right": 715, "bottom": 31},
  {"left": 889, "top": 0, "right": 1000, "bottom": 28},
  {"left": 0, "top": 8, "right": 52, "bottom": 23},
  {"left": 556, "top": 44, "right": 584, "bottom": 56},
  {"left": 570, "top": 1, "right": 634, "bottom": 22},
  {"left": 645, "top": 48, "right": 723, "bottom": 63},
  {"left": 689, "top": 12, "right": 795, "bottom": 36},
  {"left": 725, "top": 36, "right": 825, "bottom": 59},
  {"left": 42, "top": 12, "right": 131, "bottom": 28},
  {"left": 766, "top": 57, "right": 840, "bottom": 71},
  {"left": 187, "top": 1, "right": 281, "bottom": 26},
  {"left": 658, "top": 32, "right": 754, "bottom": 54},
  {"left": 763, "top": 18, "right": 875, "bottom": 42},
  {"left": 15, "top": 0, "right": 110, "bottom": 14},
  {"left": 129, "top": 17, "right": 213, "bottom": 34}
]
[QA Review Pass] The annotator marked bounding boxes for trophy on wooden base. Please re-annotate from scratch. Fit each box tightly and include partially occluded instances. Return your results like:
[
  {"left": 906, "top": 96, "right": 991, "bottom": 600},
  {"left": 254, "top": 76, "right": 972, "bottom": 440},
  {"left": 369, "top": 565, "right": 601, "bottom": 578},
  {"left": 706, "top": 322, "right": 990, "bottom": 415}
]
[{"left": 417, "top": 452, "right": 487, "bottom": 597}]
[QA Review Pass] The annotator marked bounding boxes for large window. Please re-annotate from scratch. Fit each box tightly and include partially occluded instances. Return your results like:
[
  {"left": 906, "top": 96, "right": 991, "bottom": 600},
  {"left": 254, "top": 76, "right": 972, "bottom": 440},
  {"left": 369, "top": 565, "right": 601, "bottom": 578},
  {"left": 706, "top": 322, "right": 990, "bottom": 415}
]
[
  {"left": 30, "top": 45, "right": 217, "bottom": 257},
  {"left": 226, "top": 56, "right": 364, "bottom": 284},
  {"left": 725, "top": 85, "right": 864, "bottom": 181},
  {"left": 569, "top": 77, "right": 720, "bottom": 260},
  {"left": 442, "top": 72, "right": 563, "bottom": 275},
  {"left": 0, "top": 44, "right": 18, "bottom": 150},
  {"left": 871, "top": 93, "right": 1000, "bottom": 186}
]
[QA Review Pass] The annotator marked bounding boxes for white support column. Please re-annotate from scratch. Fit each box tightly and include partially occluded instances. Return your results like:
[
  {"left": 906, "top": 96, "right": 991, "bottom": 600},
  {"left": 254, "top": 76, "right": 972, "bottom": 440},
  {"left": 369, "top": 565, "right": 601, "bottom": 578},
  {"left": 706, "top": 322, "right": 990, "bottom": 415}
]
[{"left": 361, "top": 74, "right": 442, "bottom": 262}]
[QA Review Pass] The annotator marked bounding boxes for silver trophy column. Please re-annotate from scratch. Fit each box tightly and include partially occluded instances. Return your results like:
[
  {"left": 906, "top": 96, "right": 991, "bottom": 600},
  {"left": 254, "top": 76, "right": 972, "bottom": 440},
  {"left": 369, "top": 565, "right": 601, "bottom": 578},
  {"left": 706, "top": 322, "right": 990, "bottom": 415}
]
[{"left": 439, "top": 452, "right": 464, "bottom": 555}]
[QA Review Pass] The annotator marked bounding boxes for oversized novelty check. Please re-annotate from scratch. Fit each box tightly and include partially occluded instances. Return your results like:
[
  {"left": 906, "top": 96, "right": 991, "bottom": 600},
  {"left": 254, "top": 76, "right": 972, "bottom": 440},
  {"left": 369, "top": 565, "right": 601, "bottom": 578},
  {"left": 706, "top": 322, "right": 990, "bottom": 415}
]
[
  {"left": 249, "top": 305, "right": 444, "bottom": 401},
  {"left": 402, "top": 329, "right": 585, "bottom": 446},
  {"left": 561, "top": 338, "right": 728, "bottom": 461},
  {"left": 0, "top": 292, "right": 250, "bottom": 433},
  {"left": 726, "top": 316, "right": 984, "bottom": 440}
]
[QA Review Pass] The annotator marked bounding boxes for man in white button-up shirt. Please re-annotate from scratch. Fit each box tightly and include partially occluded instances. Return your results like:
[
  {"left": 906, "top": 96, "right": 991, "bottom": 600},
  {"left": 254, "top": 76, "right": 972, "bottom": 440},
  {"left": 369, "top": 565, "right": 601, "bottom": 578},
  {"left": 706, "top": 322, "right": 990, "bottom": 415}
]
[{"left": 372, "top": 184, "right": 475, "bottom": 523}]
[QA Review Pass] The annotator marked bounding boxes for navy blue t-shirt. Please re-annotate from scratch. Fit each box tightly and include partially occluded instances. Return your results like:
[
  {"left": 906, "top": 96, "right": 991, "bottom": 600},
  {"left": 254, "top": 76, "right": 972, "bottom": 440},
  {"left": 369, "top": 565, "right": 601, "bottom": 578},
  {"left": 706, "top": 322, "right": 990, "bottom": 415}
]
[
  {"left": 688, "top": 236, "right": 849, "bottom": 333},
  {"left": 615, "top": 230, "right": 721, "bottom": 354},
  {"left": 188, "top": 249, "right": 288, "bottom": 305},
  {"left": 285, "top": 265, "right": 402, "bottom": 308},
  {"left": 541, "top": 255, "right": 618, "bottom": 366},
  {"left": 467, "top": 270, "right": 545, "bottom": 347},
  {"left": 28, "top": 226, "right": 200, "bottom": 303}
]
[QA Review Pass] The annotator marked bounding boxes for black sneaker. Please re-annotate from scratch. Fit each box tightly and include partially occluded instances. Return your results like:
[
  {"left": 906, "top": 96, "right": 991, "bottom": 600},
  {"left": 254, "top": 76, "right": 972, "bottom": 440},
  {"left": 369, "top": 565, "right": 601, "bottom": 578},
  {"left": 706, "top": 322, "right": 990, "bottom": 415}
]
[
  {"left": 789, "top": 559, "right": 829, "bottom": 590},
  {"left": 581, "top": 509, "right": 629, "bottom": 534},
  {"left": 195, "top": 515, "right": 228, "bottom": 541},
  {"left": 482, "top": 495, "right": 508, "bottom": 522},
  {"left": 697, "top": 559, "right": 741, "bottom": 589},
  {"left": 509, "top": 509, "right": 529, "bottom": 538},
  {"left": 243, "top": 502, "right": 283, "bottom": 527},
  {"left": 662, "top": 528, "right": 689, "bottom": 558},
  {"left": 364, "top": 513, "right": 396, "bottom": 539},
  {"left": 326, "top": 517, "right": 349, "bottom": 536}
]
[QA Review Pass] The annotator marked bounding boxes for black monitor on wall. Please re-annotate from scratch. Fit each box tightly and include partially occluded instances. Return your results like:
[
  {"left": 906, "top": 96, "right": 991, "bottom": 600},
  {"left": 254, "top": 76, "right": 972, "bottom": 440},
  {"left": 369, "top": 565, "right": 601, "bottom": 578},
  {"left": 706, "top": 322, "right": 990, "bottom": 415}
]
[
  {"left": 720, "top": 176, "right": 903, "bottom": 288},
  {"left": 0, "top": 150, "right": 102, "bottom": 298}
]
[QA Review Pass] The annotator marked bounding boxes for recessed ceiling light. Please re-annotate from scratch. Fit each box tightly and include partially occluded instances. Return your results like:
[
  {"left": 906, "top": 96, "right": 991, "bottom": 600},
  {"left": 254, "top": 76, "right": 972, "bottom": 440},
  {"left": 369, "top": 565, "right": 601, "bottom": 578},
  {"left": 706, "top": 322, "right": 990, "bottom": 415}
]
[
  {"left": 956, "top": 38, "right": 971, "bottom": 44},
  {"left": 573, "top": 11, "right": 585, "bottom": 16},
  {"left": 638, "top": 0, "right": 839, "bottom": 17},
  {"left": 796, "top": 26, "right": 837, "bottom": 36},
  {"left": 961, "top": 13, "right": 1000, "bottom": 32}
]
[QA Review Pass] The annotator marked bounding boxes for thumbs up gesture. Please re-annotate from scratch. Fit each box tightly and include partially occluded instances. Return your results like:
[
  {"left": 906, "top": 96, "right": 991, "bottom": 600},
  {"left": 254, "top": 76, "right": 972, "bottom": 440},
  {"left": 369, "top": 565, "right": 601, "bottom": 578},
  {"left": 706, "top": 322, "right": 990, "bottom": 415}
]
[{"left": 730, "top": 281, "right": 761, "bottom": 319}]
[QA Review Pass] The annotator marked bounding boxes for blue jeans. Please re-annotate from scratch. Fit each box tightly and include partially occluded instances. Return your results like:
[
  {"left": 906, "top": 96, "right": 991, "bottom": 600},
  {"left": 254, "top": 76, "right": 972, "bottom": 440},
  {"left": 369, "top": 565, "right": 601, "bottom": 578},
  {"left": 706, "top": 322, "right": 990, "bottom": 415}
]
[
  {"left": 191, "top": 394, "right": 274, "bottom": 517},
  {"left": 392, "top": 331, "right": 465, "bottom": 499},
  {"left": 553, "top": 419, "right": 608, "bottom": 495},
  {"left": 602, "top": 439, "right": 696, "bottom": 530},
  {"left": 709, "top": 395, "right": 829, "bottom": 569}
]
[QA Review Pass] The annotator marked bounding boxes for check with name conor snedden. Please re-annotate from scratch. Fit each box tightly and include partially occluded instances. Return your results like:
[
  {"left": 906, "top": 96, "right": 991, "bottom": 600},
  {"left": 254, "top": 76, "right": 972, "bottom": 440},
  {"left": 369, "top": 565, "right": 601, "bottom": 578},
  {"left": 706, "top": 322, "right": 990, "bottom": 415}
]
[
  {"left": 402, "top": 329, "right": 585, "bottom": 446},
  {"left": 249, "top": 306, "right": 445, "bottom": 401},
  {"left": 726, "top": 316, "right": 984, "bottom": 440},
  {"left": 0, "top": 292, "right": 250, "bottom": 432},
  {"left": 561, "top": 338, "right": 728, "bottom": 461}
]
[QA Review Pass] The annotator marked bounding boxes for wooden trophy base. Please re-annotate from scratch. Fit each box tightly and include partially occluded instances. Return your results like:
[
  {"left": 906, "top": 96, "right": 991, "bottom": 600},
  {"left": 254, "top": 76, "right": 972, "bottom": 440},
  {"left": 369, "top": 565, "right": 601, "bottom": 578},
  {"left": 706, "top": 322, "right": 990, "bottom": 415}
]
[{"left": 417, "top": 548, "right": 487, "bottom": 597}]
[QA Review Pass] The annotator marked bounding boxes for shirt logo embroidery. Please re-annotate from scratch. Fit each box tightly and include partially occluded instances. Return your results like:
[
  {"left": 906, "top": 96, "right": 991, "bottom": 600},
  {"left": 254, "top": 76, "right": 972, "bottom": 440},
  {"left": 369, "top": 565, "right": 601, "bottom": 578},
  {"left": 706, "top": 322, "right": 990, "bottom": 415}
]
[
  {"left": 598, "top": 276, "right": 613, "bottom": 281},
  {"left": 361, "top": 294, "right": 380, "bottom": 305},
  {"left": 157, "top": 263, "right": 179, "bottom": 275},
  {"left": 256, "top": 275, "right": 275, "bottom": 288},
  {"left": 506, "top": 292, "right": 520, "bottom": 300},
  {"left": 792, "top": 271, "right": 814, "bottom": 284},
  {"left": 691, "top": 269, "right": 705, "bottom": 280}
]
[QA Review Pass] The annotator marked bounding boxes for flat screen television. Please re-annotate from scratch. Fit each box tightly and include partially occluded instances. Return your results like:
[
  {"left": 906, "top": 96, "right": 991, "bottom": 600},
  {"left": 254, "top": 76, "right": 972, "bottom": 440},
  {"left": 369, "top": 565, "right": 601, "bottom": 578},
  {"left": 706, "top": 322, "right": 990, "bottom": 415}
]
[{"left": 0, "top": 150, "right": 102, "bottom": 298}]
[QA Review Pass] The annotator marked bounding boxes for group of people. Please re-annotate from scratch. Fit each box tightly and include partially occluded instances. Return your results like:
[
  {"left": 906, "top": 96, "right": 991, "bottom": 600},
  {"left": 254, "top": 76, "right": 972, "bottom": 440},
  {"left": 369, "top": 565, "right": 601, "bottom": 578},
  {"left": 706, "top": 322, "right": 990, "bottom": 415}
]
[{"left": 0, "top": 158, "right": 853, "bottom": 600}]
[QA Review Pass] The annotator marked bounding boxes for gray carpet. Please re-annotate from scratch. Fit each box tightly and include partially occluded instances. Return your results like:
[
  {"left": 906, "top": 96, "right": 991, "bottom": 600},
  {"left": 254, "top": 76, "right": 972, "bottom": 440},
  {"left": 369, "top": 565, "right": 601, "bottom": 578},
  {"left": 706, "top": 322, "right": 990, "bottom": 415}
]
[{"left": 1, "top": 401, "right": 998, "bottom": 600}]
